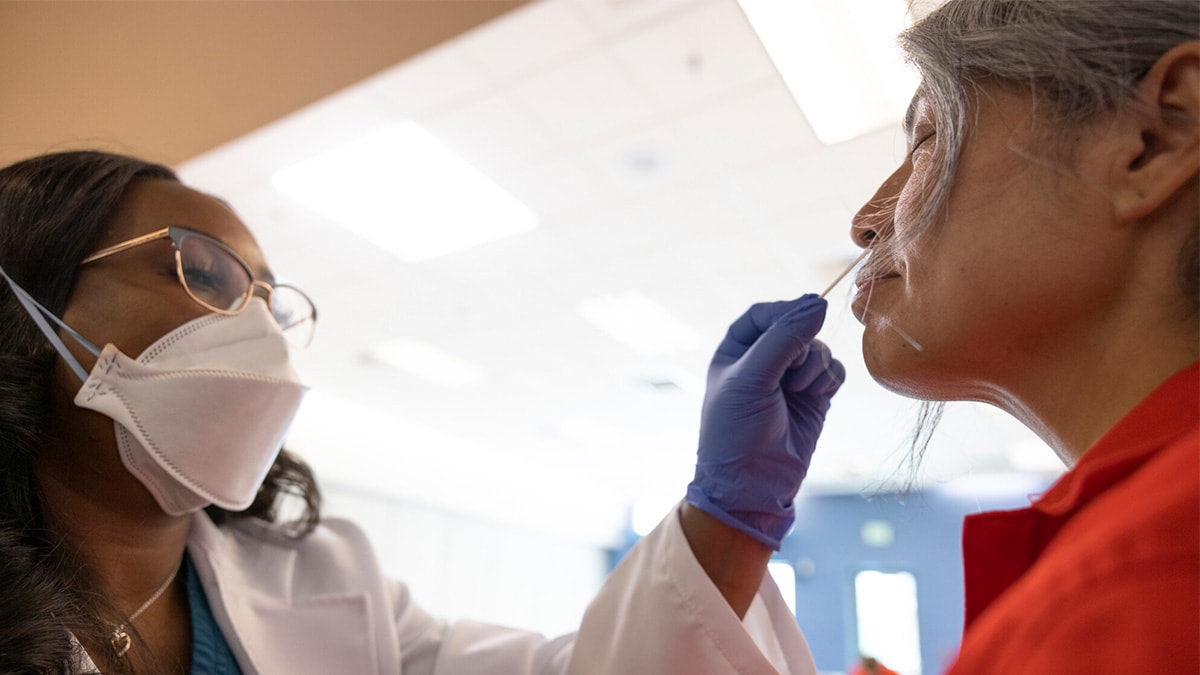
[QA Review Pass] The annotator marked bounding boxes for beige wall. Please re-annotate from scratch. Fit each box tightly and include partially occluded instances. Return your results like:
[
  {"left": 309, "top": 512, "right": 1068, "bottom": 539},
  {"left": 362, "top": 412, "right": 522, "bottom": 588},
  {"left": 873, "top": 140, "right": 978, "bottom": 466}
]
[{"left": 0, "top": 1, "right": 527, "bottom": 168}]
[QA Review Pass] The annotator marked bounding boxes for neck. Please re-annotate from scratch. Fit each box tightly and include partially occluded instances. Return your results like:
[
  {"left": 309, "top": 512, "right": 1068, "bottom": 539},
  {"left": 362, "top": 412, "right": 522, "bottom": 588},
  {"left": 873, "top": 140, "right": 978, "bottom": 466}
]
[
  {"left": 988, "top": 308, "right": 1197, "bottom": 465},
  {"left": 36, "top": 452, "right": 192, "bottom": 609},
  {"left": 35, "top": 394, "right": 193, "bottom": 611},
  {"left": 35, "top": 424, "right": 195, "bottom": 673}
]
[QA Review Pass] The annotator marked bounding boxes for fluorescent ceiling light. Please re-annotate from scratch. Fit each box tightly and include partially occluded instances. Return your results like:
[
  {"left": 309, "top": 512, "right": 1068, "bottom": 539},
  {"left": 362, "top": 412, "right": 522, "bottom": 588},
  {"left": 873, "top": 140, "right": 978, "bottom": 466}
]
[
  {"left": 272, "top": 122, "right": 537, "bottom": 262},
  {"left": 737, "top": 0, "right": 920, "bottom": 145},
  {"left": 576, "top": 291, "right": 702, "bottom": 357},
  {"left": 366, "top": 337, "right": 482, "bottom": 388}
]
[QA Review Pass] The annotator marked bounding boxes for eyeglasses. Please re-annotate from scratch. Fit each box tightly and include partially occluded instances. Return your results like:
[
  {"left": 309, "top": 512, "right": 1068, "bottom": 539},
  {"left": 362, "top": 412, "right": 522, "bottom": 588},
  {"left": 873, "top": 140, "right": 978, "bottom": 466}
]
[{"left": 80, "top": 226, "right": 317, "bottom": 347}]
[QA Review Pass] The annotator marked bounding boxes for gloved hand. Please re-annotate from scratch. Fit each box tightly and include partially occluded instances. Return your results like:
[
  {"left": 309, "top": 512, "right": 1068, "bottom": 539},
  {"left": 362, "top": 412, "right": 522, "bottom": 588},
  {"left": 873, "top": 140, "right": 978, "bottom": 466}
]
[{"left": 685, "top": 295, "right": 845, "bottom": 550}]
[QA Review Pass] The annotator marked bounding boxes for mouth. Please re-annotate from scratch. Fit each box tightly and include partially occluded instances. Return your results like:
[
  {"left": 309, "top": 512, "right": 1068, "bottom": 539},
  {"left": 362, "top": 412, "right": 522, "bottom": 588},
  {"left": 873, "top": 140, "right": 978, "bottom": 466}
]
[
  {"left": 853, "top": 265, "right": 901, "bottom": 292},
  {"left": 851, "top": 267, "right": 901, "bottom": 322}
]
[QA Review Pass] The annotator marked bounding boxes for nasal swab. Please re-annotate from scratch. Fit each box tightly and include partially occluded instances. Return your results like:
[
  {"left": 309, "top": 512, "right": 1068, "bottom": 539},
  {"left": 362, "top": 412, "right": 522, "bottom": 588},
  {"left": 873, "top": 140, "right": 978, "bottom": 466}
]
[
  {"left": 816, "top": 248, "right": 924, "bottom": 352},
  {"left": 820, "top": 249, "right": 871, "bottom": 298}
]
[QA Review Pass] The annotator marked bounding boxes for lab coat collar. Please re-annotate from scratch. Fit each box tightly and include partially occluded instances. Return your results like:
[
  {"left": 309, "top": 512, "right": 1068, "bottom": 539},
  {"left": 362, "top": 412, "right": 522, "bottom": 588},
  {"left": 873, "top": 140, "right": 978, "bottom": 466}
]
[{"left": 187, "top": 513, "right": 381, "bottom": 674}]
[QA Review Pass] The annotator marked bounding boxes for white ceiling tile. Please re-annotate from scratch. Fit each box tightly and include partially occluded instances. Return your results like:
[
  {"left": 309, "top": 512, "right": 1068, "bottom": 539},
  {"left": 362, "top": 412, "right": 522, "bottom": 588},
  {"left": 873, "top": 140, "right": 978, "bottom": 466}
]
[
  {"left": 667, "top": 84, "right": 820, "bottom": 170},
  {"left": 565, "top": 0, "right": 719, "bottom": 39},
  {"left": 574, "top": 124, "right": 700, "bottom": 202},
  {"left": 421, "top": 93, "right": 559, "bottom": 174},
  {"left": 507, "top": 49, "right": 653, "bottom": 146},
  {"left": 358, "top": 40, "right": 493, "bottom": 120},
  {"left": 499, "top": 154, "right": 613, "bottom": 218},
  {"left": 607, "top": 0, "right": 779, "bottom": 110},
  {"left": 457, "top": 0, "right": 599, "bottom": 82}
]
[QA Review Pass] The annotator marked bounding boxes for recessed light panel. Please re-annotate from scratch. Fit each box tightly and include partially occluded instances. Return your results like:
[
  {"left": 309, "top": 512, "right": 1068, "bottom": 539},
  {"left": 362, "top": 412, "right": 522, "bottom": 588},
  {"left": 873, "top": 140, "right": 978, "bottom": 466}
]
[
  {"left": 738, "top": 0, "right": 919, "bottom": 145},
  {"left": 273, "top": 122, "right": 538, "bottom": 262}
]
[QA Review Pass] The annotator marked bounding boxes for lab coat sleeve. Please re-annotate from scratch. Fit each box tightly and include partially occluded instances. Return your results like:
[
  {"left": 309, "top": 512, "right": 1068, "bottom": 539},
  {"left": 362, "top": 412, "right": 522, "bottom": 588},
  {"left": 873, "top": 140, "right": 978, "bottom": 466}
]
[
  {"left": 389, "top": 579, "right": 575, "bottom": 675},
  {"left": 567, "top": 504, "right": 816, "bottom": 675},
  {"left": 393, "top": 505, "right": 816, "bottom": 675}
]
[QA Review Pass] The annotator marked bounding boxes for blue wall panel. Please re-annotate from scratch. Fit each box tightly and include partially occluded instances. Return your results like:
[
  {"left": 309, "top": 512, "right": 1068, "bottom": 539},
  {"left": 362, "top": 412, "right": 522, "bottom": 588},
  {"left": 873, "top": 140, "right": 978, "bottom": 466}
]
[{"left": 612, "top": 480, "right": 1054, "bottom": 674}]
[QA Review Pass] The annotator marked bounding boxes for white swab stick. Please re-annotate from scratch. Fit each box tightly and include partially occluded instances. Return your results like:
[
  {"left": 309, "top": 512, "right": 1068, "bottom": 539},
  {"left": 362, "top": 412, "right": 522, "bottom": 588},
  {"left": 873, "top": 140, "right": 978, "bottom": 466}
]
[{"left": 820, "top": 249, "right": 870, "bottom": 298}]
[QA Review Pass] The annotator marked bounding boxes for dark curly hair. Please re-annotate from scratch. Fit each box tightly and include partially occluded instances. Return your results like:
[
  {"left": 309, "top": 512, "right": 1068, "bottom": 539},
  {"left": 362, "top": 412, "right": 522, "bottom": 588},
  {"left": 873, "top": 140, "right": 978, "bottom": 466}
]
[{"left": 0, "top": 150, "right": 322, "bottom": 674}]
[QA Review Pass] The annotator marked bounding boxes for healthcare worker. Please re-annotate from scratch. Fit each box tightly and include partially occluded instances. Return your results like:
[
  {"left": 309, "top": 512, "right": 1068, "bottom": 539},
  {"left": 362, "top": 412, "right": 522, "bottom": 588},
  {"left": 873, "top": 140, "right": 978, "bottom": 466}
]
[
  {"left": 843, "top": 0, "right": 1198, "bottom": 671},
  {"left": 0, "top": 149, "right": 842, "bottom": 675}
]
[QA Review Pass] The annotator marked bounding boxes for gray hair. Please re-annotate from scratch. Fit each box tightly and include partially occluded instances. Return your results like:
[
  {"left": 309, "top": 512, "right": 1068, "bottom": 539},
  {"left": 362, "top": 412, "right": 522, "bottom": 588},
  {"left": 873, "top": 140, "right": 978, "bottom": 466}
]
[
  {"left": 884, "top": 0, "right": 1198, "bottom": 487},
  {"left": 897, "top": 0, "right": 1198, "bottom": 255}
]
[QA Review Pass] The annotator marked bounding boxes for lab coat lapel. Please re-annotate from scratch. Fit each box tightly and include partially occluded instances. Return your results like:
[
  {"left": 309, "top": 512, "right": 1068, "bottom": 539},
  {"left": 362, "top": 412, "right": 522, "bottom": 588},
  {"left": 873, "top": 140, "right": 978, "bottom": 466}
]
[{"left": 188, "top": 513, "right": 380, "bottom": 674}]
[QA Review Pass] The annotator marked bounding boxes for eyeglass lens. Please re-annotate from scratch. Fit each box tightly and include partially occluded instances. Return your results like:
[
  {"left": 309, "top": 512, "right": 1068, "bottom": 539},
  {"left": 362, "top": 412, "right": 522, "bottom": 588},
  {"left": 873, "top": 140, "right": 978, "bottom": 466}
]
[
  {"left": 270, "top": 284, "right": 316, "bottom": 347},
  {"left": 176, "top": 233, "right": 315, "bottom": 346},
  {"left": 177, "top": 234, "right": 251, "bottom": 312}
]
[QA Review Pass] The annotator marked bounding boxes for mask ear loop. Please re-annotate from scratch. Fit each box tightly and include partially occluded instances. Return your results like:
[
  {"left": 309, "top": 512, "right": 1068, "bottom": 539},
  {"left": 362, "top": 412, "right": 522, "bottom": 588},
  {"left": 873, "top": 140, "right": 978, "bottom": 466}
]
[{"left": 0, "top": 262, "right": 100, "bottom": 382}]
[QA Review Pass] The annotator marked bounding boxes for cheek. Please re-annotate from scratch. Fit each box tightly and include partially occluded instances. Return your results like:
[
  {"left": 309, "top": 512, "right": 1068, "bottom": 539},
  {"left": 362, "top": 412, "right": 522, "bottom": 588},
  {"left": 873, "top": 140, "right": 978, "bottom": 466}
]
[
  {"left": 63, "top": 274, "right": 203, "bottom": 359},
  {"left": 893, "top": 157, "right": 937, "bottom": 243}
]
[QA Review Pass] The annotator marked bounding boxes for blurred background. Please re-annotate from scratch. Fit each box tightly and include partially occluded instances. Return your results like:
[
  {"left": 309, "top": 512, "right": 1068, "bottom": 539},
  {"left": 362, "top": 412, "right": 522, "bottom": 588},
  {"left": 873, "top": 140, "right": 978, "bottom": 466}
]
[{"left": 2, "top": 1, "right": 1064, "bottom": 672}]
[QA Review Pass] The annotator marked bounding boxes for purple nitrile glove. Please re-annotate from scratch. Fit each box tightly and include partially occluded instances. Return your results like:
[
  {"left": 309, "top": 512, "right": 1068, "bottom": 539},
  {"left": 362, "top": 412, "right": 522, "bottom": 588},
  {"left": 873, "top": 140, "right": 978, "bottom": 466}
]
[{"left": 685, "top": 295, "right": 845, "bottom": 550}]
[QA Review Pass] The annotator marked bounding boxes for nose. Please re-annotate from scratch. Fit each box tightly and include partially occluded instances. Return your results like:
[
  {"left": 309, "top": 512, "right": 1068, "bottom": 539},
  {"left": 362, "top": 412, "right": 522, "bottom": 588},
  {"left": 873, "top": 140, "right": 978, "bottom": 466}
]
[{"left": 851, "top": 162, "right": 910, "bottom": 248}]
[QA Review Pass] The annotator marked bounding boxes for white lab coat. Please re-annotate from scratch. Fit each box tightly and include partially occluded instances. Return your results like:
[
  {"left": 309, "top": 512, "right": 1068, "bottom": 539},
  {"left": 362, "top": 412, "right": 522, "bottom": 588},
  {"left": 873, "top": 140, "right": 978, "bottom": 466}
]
[{"left": 72, "top": 506, "right": 817, "bottom": 674}]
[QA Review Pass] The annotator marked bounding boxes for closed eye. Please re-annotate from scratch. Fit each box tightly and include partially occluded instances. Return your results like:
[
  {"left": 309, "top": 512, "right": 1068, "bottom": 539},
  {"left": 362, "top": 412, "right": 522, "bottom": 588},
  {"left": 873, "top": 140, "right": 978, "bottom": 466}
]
[{"left": 910, "top": 131, "right": 936, "bottom": 160}]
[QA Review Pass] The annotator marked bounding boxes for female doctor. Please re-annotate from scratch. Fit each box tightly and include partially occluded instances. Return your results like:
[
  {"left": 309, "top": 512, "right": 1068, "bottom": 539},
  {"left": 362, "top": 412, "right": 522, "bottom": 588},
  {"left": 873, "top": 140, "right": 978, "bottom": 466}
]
[{"left": 0, "top": 150, "right": 840, "bottom": 673}]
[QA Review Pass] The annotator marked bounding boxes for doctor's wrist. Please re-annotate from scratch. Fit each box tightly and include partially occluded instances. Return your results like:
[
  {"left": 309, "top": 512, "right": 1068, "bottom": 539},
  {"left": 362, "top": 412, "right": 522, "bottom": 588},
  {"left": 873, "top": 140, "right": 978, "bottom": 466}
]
[{"left": 678, "top": 502, "right": 771, "bottom": 619}]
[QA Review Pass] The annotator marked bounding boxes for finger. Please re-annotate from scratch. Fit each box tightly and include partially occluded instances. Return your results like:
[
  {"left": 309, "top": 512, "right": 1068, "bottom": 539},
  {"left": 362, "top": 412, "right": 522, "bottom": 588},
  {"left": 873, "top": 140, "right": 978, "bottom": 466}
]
[
  {"left": 782, "top": 346, "right": 846, "bottom": 396},
  {"left": 780, "top": 340, "right": 836, "bottom": 392},
  {"left": 716, "top": 294, "right": 821, "bottom": 360},
  {"left": 815, "top": 356, "right": 847, "bottom": 396},
  {"left": 735, "top": 297, "right": 828, "bottom": 386}
]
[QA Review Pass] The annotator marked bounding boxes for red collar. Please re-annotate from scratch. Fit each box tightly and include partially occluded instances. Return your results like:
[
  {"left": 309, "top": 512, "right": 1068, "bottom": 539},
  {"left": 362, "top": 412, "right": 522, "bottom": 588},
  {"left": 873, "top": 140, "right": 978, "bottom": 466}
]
[
  {"left": 1033, "top": 361, "right": 1199, "bottom": 517},
  {"left": 962, "top": 361, "right": 1199, "bottom": 627}
]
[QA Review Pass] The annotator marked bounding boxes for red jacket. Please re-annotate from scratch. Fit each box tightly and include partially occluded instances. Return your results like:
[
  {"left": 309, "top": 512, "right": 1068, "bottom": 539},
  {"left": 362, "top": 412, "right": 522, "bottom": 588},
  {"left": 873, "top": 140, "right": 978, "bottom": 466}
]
[{"left": 947, "top": 363, "right": 1199, "bottom": 673}]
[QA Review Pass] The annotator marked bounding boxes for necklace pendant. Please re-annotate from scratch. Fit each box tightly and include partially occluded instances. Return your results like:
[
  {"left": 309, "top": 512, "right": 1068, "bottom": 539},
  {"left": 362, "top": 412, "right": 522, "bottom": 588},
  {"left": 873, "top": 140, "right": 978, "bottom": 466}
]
[{"left": 111, "top": 626, "right": 132, "bottom": 657}]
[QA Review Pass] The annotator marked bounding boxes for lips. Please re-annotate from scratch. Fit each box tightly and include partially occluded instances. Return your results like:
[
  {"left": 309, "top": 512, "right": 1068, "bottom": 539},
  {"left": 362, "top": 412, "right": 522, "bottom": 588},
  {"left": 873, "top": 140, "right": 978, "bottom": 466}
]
[
  {"left": 851, "top": 267, "right": 901, "bottom": 322},
  {"left": 853, "top": 265, "right": 901, "bottom": 291}
]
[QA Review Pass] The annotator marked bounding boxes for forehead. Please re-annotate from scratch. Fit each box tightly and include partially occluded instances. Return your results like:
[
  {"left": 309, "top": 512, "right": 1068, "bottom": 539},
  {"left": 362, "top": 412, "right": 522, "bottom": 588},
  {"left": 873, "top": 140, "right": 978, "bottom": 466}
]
[{"left": 97, "top": 179, "right": 270, "bottom": 275}]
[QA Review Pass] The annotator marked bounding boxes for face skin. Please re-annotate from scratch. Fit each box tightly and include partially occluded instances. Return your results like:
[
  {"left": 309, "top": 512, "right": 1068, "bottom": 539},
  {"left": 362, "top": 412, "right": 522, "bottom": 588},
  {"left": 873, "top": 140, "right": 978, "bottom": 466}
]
[
  {"left": 33, "top": 179, "right": 275, "bottom": 671},
  {"left": 64, "top": 180, "right": 274, "bottom": 365},
  {"left": 41, "top": 178, "right": 276, "bottom": 518},
  {"left": 848, "top": 85, "right": 1131, "bottom": 407}
]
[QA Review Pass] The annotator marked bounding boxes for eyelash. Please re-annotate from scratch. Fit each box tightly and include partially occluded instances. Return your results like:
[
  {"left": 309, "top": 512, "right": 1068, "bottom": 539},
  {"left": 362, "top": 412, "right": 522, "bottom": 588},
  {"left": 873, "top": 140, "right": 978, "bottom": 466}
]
[{"left": 910, "top": 132, "right": 936, "bottom": 160}]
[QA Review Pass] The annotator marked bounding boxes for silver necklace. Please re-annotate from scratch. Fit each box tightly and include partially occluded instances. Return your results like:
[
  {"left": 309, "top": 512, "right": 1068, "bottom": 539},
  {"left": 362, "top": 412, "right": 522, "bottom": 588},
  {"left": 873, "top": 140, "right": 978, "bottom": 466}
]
[{"left": 110, "top": 568, "right": 179, "bottom": 657}]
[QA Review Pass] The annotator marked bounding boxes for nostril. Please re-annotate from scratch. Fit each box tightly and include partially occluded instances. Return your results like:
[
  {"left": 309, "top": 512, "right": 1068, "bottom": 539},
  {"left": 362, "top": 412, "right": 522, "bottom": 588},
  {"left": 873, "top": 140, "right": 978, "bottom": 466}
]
[{"left": 852, "top": 227, "right": 878, "bottom": 247}]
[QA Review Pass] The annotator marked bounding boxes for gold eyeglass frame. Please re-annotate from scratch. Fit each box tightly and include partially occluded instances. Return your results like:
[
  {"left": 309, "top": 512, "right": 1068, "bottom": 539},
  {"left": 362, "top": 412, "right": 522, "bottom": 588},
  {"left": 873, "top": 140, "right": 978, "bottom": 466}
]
[{"left": 80, "top": 226, "right": 317, "bottom": 343}]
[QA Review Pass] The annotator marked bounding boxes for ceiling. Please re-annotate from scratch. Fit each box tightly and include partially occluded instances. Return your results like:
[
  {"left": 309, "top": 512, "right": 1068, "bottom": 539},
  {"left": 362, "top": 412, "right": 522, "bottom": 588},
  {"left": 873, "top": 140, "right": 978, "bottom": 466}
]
[
  {"left": 7, "top": 0, "right": 1062, "bottom": 547},
  {"left": 0, "top": 1, "right": 526, "bottom": 167}
]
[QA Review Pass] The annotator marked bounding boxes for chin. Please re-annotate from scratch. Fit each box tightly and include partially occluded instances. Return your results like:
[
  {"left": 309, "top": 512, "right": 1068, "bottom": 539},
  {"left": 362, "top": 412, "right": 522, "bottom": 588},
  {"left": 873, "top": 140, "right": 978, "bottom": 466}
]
[
  {"left": 861, "top": 326, "right": 942, "bottom": 400},
  {"left": 863, "top": 332, "right": 1002, "bottom": 404}
]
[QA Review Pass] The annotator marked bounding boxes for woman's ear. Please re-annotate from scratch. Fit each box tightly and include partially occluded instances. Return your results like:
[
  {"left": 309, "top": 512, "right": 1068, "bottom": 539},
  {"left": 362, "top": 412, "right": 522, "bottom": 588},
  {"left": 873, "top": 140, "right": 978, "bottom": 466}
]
[{"left": 1112, "top": 41, "right": 1200, "bottom": 226}]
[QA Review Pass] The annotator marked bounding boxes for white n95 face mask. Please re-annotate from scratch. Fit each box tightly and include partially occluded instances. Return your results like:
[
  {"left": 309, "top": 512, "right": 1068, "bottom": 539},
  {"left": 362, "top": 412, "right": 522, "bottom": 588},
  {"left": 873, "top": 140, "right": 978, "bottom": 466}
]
[
  {"left": 0, "top": 264, "right": 307, "bottom": 516},
  {"left": 76, "top": 300, "right": 308, "bottom": 515}
]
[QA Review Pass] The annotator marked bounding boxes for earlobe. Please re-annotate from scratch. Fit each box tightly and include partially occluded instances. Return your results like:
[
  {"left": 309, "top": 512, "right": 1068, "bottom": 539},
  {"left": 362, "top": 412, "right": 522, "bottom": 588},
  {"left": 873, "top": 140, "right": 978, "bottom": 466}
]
[{"left": 1112, "top": 41, "right": 1200, "bottom": 226}]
